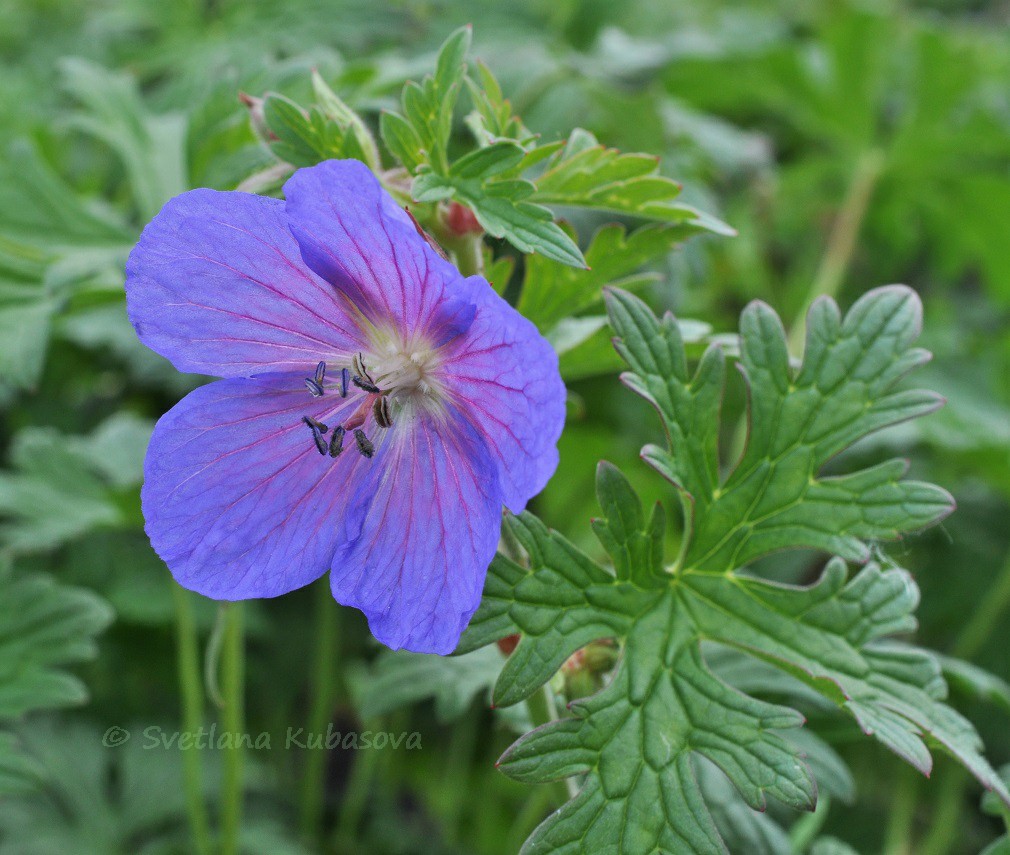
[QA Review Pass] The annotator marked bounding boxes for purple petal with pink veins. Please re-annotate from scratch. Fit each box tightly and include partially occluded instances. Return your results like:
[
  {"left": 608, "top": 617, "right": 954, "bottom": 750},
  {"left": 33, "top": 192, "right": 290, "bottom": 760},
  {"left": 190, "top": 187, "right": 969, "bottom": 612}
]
[
  {"left": 143, "top": 374, "right": 372, "bottom": 599},
  {"left": 330, "top": 406, "right": 503, "bottom": 654},
  {"left": 126, "top": 189, "right": 365, "bottom": 377},
  {"left": 283, "top": 160, "right": 476, "bottom": 346},
  {"left": 441, "top": 275, "right": 566, "bottom": 512}
]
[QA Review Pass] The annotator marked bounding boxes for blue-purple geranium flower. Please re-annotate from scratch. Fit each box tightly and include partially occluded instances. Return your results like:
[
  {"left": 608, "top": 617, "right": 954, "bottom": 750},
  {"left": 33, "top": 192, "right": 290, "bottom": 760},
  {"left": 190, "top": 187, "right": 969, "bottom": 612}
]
[{"left": 126, "top": 160, "right": 565, "bottom": 654}]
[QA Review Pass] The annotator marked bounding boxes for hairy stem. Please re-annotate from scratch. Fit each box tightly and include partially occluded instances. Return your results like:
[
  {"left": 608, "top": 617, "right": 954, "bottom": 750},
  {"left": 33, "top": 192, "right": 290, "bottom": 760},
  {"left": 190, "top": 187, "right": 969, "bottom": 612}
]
[
  {"left": 787, "top": 148, "right": 886, "bottom": 356},
  {"left": 172, "top": 584, "right": 213, "bottom": 855},
  {"left": 789, "top": 794, "right": 830, "bottom": 852},
  {"left": 299, "top": 582, "right": 341, "bottom": 841},
  {"left": 920, "top": 767, "right": 967, "bottom": 855},
  {"left": 882, "top": 766, "right": 920, "bottom": 855},
  {"left": 527, "top": 685, "right": 579, "bottom": 801},
  {"left": 219, "top": 603, "right": 245, "bottom": 855},
  {"left": 954, "top": 546, "right": 1010, "bottom": 659}
]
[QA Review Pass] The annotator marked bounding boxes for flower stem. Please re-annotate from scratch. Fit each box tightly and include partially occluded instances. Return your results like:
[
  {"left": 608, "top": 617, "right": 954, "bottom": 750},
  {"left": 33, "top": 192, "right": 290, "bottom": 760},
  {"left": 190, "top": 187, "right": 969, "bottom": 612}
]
[
  {"left": 299, "top": 582, "right": 341, "bottom": 842},
  {"left": 919, "top": 767, "right": 967, "bottom": 855},
  {"left": 788, "top": 793, "right": 830, "bottom": 853},
  {"left": 219, "top": 602, "right": 245, "bottom": 855},
  {"left": 526, "top": 685, "right": 578, "bottom": 801},
  {"left": 786, "top": 148, "right": 885, "bottom": 356},
  {"left": 882, "top": 765, "right": 919, "bottom": 855},
  {"left": 172, "top": 584, "right": 213, "bottom": 855},
  {"left": 953, "top": 546, "right": 1010, "bottom": 660}
]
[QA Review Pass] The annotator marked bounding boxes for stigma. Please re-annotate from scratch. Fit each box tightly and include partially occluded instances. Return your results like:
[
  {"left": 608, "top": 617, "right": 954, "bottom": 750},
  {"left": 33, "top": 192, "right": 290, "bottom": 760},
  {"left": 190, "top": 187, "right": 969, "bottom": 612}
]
[{"left": 365, "top": 334, "right": 442, "bottom": 409}]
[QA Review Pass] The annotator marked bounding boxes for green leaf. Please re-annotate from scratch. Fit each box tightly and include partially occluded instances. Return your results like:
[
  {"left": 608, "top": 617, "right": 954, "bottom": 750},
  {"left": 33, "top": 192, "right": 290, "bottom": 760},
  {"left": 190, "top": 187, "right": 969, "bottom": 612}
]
[
  {"left": 532, "top": 129, "right": 734, "bottom": 235},
  {"left": 519, "top": 223, "right": 693, "bottom": 332},
  {"left": 387, "top": 26, "right": 472, "bottom": 173},
  {"left": 349, "top": 646, "right": 527, "bottom": 732},
  {"left": 459, "top": 286, "right": 1007, "bottom": 853},
  {"left": 610, "top": 285, "right": 951, "bottom": 569},
  {"left": 0, "top": 281, "right": 58, "bottom": 392},
  {"left": 810, "top": 838, "right": 861, "bottom": 855},
  {"left": 0, "top": 572, "right": 113, "bottom": 720},
  {"left": 380, "top": 110, "right": 425, "bottom": 172},
  {"left": 311, "top": 70, "right": 380, "bottom": 171},
  {"left": 412, "top": 170, "right": 586, "bottom": 267},
  {"left": 0, "top": 733, "right": 45, "bottom": 796},
  {"left": 697, "top": 759, "right": 791, "bottom": 855},
  {"left": 59, "top": 59, "right": 187, "bottom": 220},
  {"left": 449, "top": 141, "right": 526, "bottom": 179},
  {"left": 0, "top": 415, "right": 151, "bottom": 552},
  {"left": 263, "top": 95, "right": 343, "bottom": 168},
  {"left": 0, "top": 141, "right": 133, "bottom": 261},
  {"left": 0, "top": 721, "right": 314, "bottom": 854},
  {"left": 940, "top": 656, "right": 1010, "bottom": 714},
  {"left": 0, "top": 562, "right": 113, "bottom": 800},
  {"left": 463, "top": 60, "right": 532, "bottom": 146}
]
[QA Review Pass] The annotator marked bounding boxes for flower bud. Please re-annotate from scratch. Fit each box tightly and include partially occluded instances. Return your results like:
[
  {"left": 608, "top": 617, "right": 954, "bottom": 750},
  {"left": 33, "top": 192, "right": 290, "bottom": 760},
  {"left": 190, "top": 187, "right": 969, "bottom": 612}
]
[
  {"left": 443, "top": 201, "right": 483, "bottom": 237},
  {"left": 238, "top": 92, "right": 276, "bottom": 144},
  {"left": 497, "top": 633, "right": 520, "bottom": 655}
]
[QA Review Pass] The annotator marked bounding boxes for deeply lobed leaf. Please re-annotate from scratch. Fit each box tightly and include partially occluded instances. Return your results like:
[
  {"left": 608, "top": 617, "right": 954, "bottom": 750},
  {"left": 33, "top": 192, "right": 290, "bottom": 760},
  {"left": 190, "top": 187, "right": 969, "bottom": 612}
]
[{"left": 459, "top": 286, "right": 1007, "bottom": 853}]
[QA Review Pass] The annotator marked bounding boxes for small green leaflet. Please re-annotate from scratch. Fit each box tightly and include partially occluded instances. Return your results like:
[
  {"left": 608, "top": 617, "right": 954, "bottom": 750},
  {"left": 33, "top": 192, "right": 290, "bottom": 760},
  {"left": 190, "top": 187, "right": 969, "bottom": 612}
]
[
  {"left": 263, "top": 84, "right": 379, "bottom": 171},
  {"left": 518, "top": 223, "right": 694, "bottom": 333},
  {"left": 458, "top": 285, "right": 1009, "bottom": 854},
  {"left": 60, "top": 59, "right": 187, "bottom": 221},
  {"left": 381, "top": 26, "right": 471, "bottom": 175},
  {"left": 532, "top": 129, "right": 735, "bottom": 235},
  {"left": 0, "top": 414, "right": 152, "bottom": 553},
  {"left": 0, "top": 570, "right": 113, "bottom": 794},
  {"left": 413, "top": 145, "right": 587, "bottom": 269}
]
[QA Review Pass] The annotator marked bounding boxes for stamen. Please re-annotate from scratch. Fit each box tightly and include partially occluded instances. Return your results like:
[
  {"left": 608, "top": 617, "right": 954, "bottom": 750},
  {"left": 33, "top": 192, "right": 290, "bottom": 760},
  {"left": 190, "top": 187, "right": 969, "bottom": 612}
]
[
  {"left": 302, "top": 416, "right": 328, "bottom": 455},
  {"left": 352, "top": 375, "right": 381, "bottom": 394},
  {"left": 353, "top": 428, "right": 375, "bottom": 458},
  {"left": 352, "top": 353, "right": 374, "bottom": 384},
  {"left": 328, "top": 425, "right": 346, "bottom": 457},
  {"left": 373, "top": 396, "right": 393, "bottom": 429},
  {"left": 302, "top": 415, "right": 329, "bottom": 433},
  {"left": 304, "top": 361, "right": 327, "bottom": 397},
  {"left": 340, "top": 367, "right": 350, "bottom": 398}
]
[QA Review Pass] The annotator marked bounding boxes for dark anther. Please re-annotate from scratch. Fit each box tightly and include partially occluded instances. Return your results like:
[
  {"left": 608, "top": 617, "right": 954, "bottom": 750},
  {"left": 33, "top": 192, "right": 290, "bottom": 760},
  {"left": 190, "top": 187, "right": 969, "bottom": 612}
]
[
  {"left": 302, "top": 415, "right": 329, "bottom": 433},
  {"left": 352, "top": 375, "right": 381, "bottom": 394},
  {"left": 353, "top": 428, "right": 375, "bottom": 459},
  {"left": 373, "top": 396, "right": 393, "bottom": 429},
  {"left": 300, "top": 413, "right": 329, "bottom": 454},
  {"left": 340, "top": 367, "right": 350, "bottom": 398},
  {"left": 352, "top": 353, "right": 374, "bottom": 384},
  {"left": 304, "top": 361, "right": 327, "bottom": 397},
  {"left": 328, "top": 425, "right": 346, "bottom": 458},
  {"left": 302, "top": 415, "right": 329, "bottom": 455}
]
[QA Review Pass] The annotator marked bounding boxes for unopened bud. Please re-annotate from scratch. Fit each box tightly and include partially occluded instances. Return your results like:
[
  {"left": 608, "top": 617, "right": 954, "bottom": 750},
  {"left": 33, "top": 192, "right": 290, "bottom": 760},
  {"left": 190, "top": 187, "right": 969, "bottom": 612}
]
[
  {"left": 497, "top": 634, "right": 520, "bottom": 656},
  {"left": 238, "top": 92, "right": 276, "bottom": 144},
  {"left": 444, "top": 201, "right": 483, "bottom": 237},
  {"left": 558, "top": 640, "right": 619, "bottom": 701}
]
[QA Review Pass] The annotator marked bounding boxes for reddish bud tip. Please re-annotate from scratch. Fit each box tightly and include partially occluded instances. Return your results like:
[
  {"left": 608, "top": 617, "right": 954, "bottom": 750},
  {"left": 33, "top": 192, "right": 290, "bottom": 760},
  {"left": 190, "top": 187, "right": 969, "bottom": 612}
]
[
  {"left": 445, "top": 201, "right": 483, "bottom": 236},
  {"left": 497, "top": 633, "right": 520, "bottom": 656}
]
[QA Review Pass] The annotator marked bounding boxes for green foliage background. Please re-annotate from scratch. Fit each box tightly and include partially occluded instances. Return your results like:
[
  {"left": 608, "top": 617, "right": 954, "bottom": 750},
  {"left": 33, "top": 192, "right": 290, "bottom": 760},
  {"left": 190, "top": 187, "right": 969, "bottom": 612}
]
[{"left": 1, "top": 0, "right": 1010, "bottom": 853}]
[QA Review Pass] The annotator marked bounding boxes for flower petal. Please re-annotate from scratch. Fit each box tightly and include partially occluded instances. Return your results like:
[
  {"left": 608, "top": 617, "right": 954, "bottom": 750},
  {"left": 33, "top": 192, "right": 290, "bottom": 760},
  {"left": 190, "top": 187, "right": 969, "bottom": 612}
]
[
  {"left": 143, "top": 374, "right": 371, "bottom": 598},
  {"left": 283, "top": 160, "right": 476, "bottom": 345},
  {"left": 329, "top": 407, "right": 503, "bottom": 654},
  {"left": 441, "top": 276, "right": 566, "bottom": 512},
  {"left": 126, "top": 189, "right": 365, "bottom": 377}
]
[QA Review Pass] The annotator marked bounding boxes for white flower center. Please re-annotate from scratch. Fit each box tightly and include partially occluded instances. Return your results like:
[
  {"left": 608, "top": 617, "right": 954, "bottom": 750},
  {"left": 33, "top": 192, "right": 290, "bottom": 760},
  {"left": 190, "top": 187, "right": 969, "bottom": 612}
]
[{"left": 367, "top": 332, "right": 443, "bottom": 415}]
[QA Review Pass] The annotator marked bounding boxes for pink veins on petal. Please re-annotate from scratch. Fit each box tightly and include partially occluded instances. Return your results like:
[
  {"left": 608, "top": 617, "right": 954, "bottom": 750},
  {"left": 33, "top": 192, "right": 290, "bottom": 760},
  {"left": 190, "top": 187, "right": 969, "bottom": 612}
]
[{"left": 126, "top": 159, "right": 566, "bottom": 654}]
